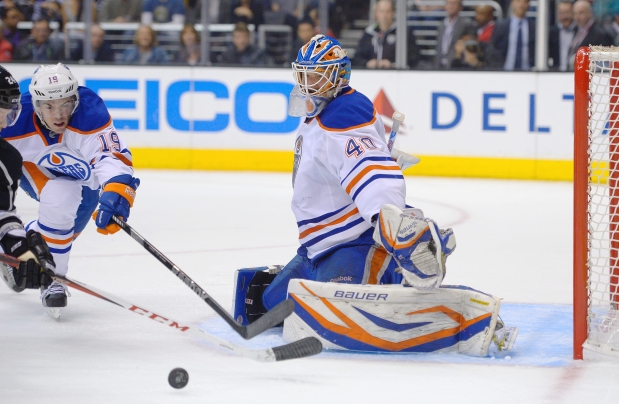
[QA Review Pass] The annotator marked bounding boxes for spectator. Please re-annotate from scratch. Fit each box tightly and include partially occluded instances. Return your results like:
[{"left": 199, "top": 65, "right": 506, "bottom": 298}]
[
  {"left": 176, "top": 24, "right": 200, "bottom": 65},
  {"left": 451, "top": 32, "right": 485, "bottom": 69},
  {"left": 38, "top": 1, "right": 63, "bottom": 29},
  {"left": 217, "top": 22, "right": 270, "bottom": 65},
  {"left": 266, "top": 1, "right": 300, "bottom": 31},
  {"left": 353, "top": 0, "right": 420, "bottom": 69},
  {"left": 142, "top": 0, "right": 185, "bottom": 24},
  {"left": 0, "top": 0, "right": 26, "bottom": 19},
  {"left": 1, "top": 7, "right": 24, "bottom": 49},
  {"left": 228, "top": 0, "right": 264, "bottom": 27},
  {"left": 487, "top": 0, "right": 536, "bottom": 70},
  {"left": 13, "top": 18, "right": 64, "bottom": 61},
  {"left": 568, "top": 0, "right": 614, "bottom": 68},
  {"left": 434, "top": 0, "right": 474, "bottom": 69},
  {"left": 71, "top": 24, "right": 114, "bottom": 63},
  {"left": 99, "top": 0, "right": 143, "bottom": 22},
  {"left": 0, "top": 21, "right": 12, "bottom": 61},
  {"left": 548, "top": 0, "right": 575, "bottom": 71},
  {"left": 612, "top": 14, "right": 619, "bottom": 45},
  {"left": 185, "top": 0, "right": 221, "bottom": 25},
  {"left": 120, "top": 24, "right": 169, "bottom": 64},
  {"left": 475, "top": 4, "right": 495, "bottom": 43},
  {"left": 306, "top": 5, "right": 334, "bottom": 37},
  {"left": 288, "top": 18, "right": 315, "bottom": 63}
]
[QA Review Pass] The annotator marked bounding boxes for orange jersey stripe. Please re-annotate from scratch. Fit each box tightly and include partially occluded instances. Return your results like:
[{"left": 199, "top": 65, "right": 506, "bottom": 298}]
[
  {"left": 298, "top": 208, "right": 360, "bottom": 239},
  {"left": 22, "top": 162, "right": 51, "bottom": 194},
  {"left": 345, "top": 164, "right": 400, "bottom": 194},
  {"left": 113, "top": 152, "right": 133, "bottom": 167},
  {"left": 41, "top": 234, "right": 73, "bottom": 245}
]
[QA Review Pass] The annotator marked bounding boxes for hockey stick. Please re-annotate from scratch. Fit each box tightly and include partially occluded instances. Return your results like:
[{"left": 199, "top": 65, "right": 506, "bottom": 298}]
[
  {"left": 110, "top": 215, "right": 294, "bottom": 340},
  {"left": 0, "top": 253, "right": 322, "bottom": 362},
  {"left": 387, "top": 111, "right": 405, "bottom": 153}
]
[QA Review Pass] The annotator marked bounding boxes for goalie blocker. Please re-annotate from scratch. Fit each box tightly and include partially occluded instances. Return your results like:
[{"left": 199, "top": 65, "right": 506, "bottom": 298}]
[{"left": 233, "top": 269, "right": 517, "bottom": 355}]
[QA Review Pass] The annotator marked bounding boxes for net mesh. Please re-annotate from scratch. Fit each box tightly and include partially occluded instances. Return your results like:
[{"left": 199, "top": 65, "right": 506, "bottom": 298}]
[{"left": 587, "top": 46, "right": 619, "bottom": 350}]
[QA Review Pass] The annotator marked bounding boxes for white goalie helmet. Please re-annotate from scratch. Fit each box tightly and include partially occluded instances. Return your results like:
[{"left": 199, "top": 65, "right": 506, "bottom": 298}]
[
  {"left": 288, "top": 35, "right": 351, "bottom": 117},
  {"left": 29, "top": 63, "right": 79, "bottom": 127}
]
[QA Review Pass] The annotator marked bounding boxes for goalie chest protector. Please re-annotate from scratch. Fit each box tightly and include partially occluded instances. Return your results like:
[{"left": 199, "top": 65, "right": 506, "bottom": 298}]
[{"left": 283, "top": 280, "right": 501, "bottom": 356}]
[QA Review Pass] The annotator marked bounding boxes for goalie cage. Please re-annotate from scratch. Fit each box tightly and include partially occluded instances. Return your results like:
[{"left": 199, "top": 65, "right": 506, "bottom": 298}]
[{"left": 574, "top": 45, "right": 619, "bottom": 361}]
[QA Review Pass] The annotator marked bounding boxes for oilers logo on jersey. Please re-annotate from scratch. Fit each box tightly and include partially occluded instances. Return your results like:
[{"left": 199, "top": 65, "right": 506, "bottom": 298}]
[
  {"left": 38, "top": 152, "right": 91, "bottom": 180},
  {"left": 292, "top": 135, "right": 303, "bottom": 187}
]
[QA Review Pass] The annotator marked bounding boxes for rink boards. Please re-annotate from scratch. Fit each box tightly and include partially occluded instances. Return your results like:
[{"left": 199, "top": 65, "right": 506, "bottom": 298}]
[{"left": 6, "top": 64, "right": 574, "bottom": 180}]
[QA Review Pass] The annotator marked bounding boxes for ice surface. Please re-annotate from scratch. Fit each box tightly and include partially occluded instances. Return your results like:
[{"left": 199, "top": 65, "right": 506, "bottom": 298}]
[{"left": 2, "top": 171, "right": 618, "bottom": 404}]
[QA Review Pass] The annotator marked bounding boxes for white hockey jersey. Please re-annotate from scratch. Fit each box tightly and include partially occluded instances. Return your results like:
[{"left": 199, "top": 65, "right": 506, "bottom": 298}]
[
  {"left": 1, "top": 87, "right": 134, "bottom": 197},
  {"left": 292, "top": 87, "right": 406, "bottom": 259}
]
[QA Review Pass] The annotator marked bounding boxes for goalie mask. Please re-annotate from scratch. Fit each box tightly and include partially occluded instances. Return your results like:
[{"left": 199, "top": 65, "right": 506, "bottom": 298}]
[
  {"left": 289, "top": 35, "right": 351, "bottom": 117},
  {"left": 29, "top": 63, "right": 79, "bottom": 133},
  {"left": 0, "top": 65, "right": 21, "bottom": 128}
]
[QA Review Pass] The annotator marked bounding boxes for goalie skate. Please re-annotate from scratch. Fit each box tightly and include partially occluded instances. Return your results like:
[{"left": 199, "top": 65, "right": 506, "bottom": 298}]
[
  {"left": 492, "top": 320, "right": 518, "bottom": 351},
  {"left": 0, "top": 262, "right": 24, "bottom": 293}
]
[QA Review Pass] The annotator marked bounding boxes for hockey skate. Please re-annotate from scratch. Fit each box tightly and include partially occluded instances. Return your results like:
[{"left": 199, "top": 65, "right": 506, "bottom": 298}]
[
  {"left": 492, "top": 320, "right": 519, "bottom": 351},
  {"left": 0, "top": 263, "right": 25, "bottom": 293},
  {"left": 40, "top": 281, "right": 70, "bottom": 321}
]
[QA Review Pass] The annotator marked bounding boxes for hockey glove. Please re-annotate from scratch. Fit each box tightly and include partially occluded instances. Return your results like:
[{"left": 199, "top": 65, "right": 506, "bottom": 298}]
[
  {"left": 373, "top": 204, "right": 456, "bottom": 289},
  {"left": 0, "top": 228, "right": 55, "bottom": 291},
  {"left": 93, "top": 174, "right": 140, "bottom": 235}
]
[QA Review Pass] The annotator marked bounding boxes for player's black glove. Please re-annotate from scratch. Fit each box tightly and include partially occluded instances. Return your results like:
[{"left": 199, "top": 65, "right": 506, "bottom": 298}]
[{"left": 1, "top": 229, "right": 56, "bottom": 290}]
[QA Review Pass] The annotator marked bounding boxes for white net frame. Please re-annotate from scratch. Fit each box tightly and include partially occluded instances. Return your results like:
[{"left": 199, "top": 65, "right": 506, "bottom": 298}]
[{"left": 586, "top": 46, "right": 619, "bottom": 356}]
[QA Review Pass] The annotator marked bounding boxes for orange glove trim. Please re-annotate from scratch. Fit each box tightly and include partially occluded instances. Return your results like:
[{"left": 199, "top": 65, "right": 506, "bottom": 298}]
[
  {"left": 103, "top": 183, "right": 136, "bottom": 207},
  {"left": 91, "top": 210, "right": 122, "bottom": 235}
]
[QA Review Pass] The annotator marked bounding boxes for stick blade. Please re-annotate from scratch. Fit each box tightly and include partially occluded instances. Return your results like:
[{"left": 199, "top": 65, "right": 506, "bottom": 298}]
[
  {"left": 272, "top": 337, "right": 323, "bottom": 361},
  {"left": 241, "top": 299, "right": 295, "bottom": 339}
]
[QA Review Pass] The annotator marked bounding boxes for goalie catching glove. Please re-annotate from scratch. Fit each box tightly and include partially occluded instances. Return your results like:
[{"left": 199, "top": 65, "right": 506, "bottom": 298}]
[
  {"left": 93, "top": 175, "right": 140, "bottom": 235},
  {"left": 373, "top": 204, "right": 456, "bottom": 289}
]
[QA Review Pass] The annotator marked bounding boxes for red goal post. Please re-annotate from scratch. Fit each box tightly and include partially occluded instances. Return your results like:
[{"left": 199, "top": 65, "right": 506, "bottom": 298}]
[{"left": 574, "top": 45, "right": 619, "bottom": 360}]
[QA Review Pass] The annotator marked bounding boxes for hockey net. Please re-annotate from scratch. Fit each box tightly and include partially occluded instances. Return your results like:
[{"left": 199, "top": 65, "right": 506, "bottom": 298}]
[{"left": 574, "top": 45, "right": 619, "bottom": 360}]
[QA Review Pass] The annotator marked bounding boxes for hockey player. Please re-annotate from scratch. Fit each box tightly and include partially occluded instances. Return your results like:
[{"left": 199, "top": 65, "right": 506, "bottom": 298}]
[
  {"left": 234, "top": 35, "right": 517, "bottom": 353},
  {"left": 0, "top": 63, "right": 139, "bottom": 316},
  {"left": 258, "top": 35, "right": 454, "bottom": 307},
  {"left": 0, "top": 65, "right": 57, "bottom": 295}
]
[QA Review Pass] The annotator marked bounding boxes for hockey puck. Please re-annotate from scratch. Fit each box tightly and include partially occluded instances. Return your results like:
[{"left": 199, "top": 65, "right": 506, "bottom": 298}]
[{"left": 168, "top": 368, "right": 189, "bottom": 389}]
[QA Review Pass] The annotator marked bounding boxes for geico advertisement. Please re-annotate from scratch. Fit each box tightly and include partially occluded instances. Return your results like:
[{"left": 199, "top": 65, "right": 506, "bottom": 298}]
[{"left": 7, "top": 64, "right": 575, "bottom": 159}]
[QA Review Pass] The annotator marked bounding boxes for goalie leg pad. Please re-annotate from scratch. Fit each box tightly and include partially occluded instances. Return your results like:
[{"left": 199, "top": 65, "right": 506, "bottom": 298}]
[
  {"left": 373, "top": 204, "right": 456, "bottom": 289},
  {"left": 283, "top": 280, "right": 506, "bottom": 356}
]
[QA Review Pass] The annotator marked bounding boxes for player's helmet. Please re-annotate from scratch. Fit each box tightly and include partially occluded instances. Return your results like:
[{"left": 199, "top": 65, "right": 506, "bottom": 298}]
[
  {"left": 289, "top": 35, "right": 351, "bottom": 117},
  {"left": 29, "top": 63, "right": 79, "bottom": 130},
  {"left": 0, "top": 65, "right": 22, "bottom": 127}
]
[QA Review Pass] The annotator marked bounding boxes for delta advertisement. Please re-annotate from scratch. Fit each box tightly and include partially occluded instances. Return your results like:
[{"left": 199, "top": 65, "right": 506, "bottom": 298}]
[{"left": 7, "top": 64, "right": 576, "bottom": 179}]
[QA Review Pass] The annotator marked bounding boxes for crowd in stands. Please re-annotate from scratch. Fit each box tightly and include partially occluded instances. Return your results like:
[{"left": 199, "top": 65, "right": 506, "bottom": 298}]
[{"left": 0, "top": 0, "right": 616, "bottom": 70}]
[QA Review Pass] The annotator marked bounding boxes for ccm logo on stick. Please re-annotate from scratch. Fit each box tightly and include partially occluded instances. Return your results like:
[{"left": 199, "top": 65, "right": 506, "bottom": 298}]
[{"left": 129, "top": 305, "right": 190, "bottom": 331}]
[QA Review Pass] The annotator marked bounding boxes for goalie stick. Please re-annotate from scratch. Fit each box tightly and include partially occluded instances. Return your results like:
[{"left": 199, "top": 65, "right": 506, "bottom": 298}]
[
  {"left": 387, "top": 111, "right": 405, "bottom": 153},
  {"left": 0, "top": 253, "right": 322, "bottom": 362},
  {"left": 110, "top": 215, "right": 294, "bottom": 339}
]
